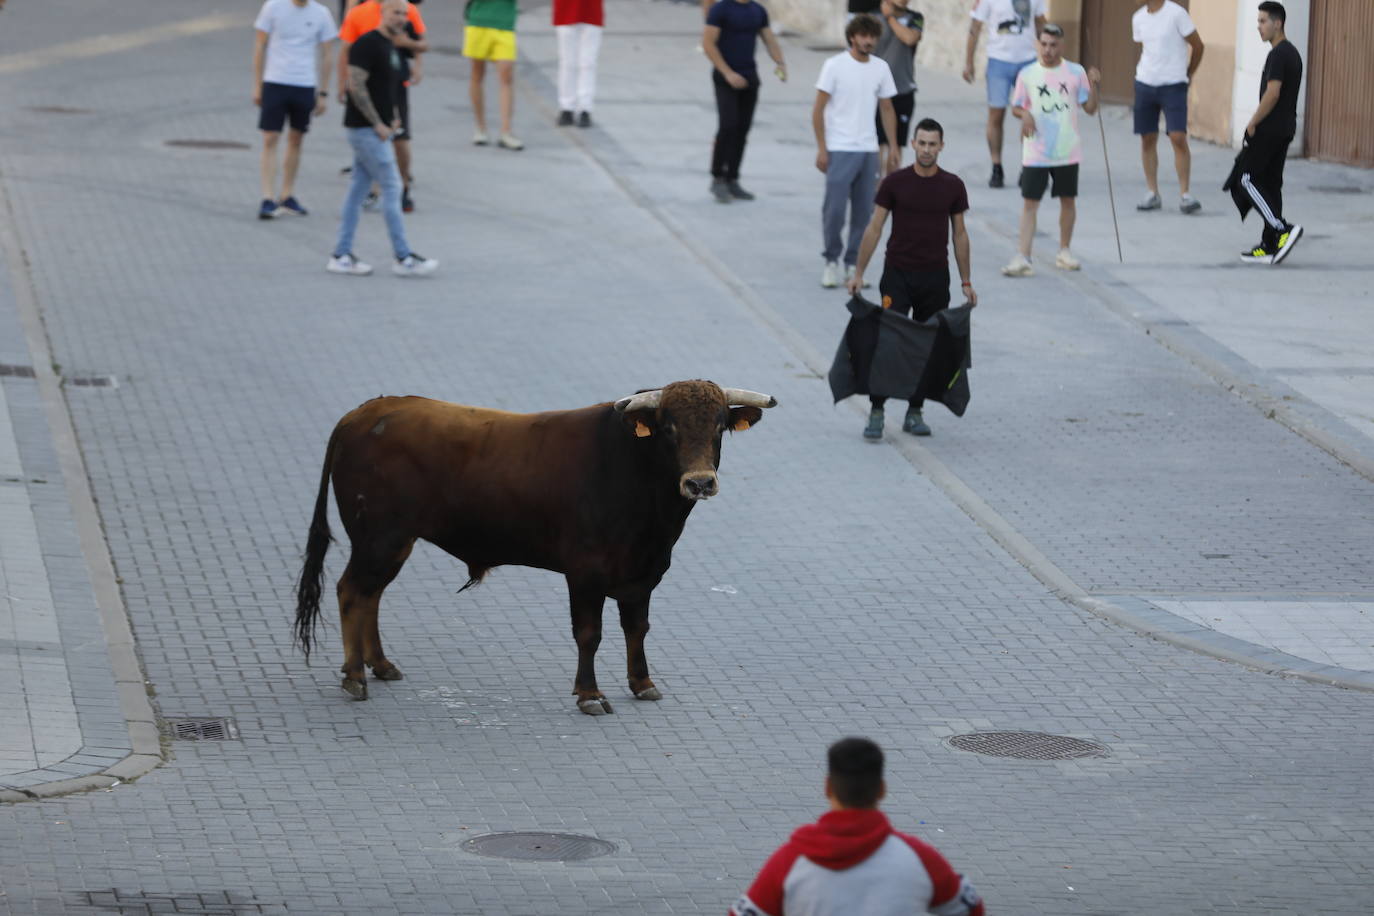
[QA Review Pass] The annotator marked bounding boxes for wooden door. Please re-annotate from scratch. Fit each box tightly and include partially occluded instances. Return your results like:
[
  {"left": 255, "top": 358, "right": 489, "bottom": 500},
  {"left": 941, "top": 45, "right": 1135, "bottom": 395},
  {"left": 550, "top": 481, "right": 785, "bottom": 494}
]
[
  {"left": 1305, "top": 0, "right": 1374, "bottom": 166},
  {"left": 1082, "top": 0, "right": 1189, "bottom": 105}
]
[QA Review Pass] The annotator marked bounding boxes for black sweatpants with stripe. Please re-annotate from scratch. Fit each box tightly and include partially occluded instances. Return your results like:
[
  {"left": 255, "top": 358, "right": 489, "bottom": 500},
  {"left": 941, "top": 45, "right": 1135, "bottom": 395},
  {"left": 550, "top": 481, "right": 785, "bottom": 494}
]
[{"left": 1240, "top": 133, "right": 1293, "bottom": 249}]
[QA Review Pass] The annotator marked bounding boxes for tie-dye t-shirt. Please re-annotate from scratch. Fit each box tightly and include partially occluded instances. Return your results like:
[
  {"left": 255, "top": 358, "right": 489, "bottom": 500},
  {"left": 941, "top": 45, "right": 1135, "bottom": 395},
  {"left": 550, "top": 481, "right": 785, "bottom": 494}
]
[{"left": 1011, "top": 60, "right": 1092, "bottom": 167}]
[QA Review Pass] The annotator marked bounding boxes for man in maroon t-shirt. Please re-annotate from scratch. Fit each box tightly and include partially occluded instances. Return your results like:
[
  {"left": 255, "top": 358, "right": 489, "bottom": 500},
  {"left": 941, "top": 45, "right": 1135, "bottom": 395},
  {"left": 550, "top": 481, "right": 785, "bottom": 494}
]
[{"left": 848, "top": 117, "right": 974, "bottom": 440}]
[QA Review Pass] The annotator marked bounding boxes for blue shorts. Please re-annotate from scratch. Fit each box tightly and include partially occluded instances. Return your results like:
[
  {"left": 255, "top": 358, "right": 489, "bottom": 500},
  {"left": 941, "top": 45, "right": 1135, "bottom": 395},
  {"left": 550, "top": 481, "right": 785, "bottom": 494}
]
[
  {"left": 1133, "top": 80, "right": 1188, "bottom": 135},
  {"left": 986, "top": 57, "right": 1032, "bottom": 109},
  {"left": 258, "top": 82, "right": 315, "bottom": 133}
]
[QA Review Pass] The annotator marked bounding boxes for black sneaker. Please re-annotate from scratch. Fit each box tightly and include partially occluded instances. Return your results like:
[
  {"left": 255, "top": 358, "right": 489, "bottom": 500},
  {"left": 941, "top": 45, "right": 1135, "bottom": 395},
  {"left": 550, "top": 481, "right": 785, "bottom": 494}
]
[
  {"left": 258, "top": 198, "right": 279, "bottom": 220},
  {"left": 557, "top": 110, "right": 574, "bottom": 126},
  {"left": 578, "top": 111, "right": 593, "bottom": 128},
  {"left": 710, "top": 179, "right": 732, "bottom": 204},
  {"left": 401, "top": 188, "right": 414, "bottom": 213},
  {"left": 989, "top": 163, "right": 1004, "bottom": 188},
  {"left": 1271, "top": 224, "right": 1303, "bottom": 265},
  {"left": 1239, "top": 244, "right": 1273, "bottom": 264},
  {"left": 727, "top": 181, "right": 754, "bottom": 201}
]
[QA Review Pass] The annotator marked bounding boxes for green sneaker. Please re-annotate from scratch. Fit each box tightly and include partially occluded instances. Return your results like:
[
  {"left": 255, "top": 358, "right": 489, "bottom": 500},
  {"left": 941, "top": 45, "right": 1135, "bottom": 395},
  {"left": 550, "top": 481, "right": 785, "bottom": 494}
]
[
  {"left": 902, "top": 409, "right": 931, "bottom": 436},
  {"left": 863, "top": 408, "right": 884, "bottom": 441}
]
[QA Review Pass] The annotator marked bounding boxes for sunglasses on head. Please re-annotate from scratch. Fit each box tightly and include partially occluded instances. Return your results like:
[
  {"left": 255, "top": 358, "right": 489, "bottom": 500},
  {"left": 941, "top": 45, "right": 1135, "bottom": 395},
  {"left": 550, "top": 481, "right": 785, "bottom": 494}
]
[{"left": 1041, "top": 23, "right": 1064, "bottom": 37}]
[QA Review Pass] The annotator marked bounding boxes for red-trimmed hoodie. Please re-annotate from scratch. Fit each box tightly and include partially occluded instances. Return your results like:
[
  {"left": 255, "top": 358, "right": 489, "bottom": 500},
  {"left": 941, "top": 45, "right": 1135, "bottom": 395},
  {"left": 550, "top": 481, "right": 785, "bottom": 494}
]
[{"left": 729, "top": 809, "right": 985, "bottom": 916}]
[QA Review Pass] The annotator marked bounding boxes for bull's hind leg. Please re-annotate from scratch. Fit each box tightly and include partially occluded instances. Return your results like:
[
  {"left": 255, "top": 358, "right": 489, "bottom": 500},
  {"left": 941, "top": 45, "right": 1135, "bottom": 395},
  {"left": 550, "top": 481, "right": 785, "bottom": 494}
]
[
  {"left": 617, "top": 595, "right": 661, "bottom": 701},
  {"left": 336, "top": 537, "right": 414, "bottom": 700},
  {"left": 362, "top": 539, "right": 414, "bottom": 682},
  {"left": 568, "top": 581, "right": 613, "bottom": 715}
]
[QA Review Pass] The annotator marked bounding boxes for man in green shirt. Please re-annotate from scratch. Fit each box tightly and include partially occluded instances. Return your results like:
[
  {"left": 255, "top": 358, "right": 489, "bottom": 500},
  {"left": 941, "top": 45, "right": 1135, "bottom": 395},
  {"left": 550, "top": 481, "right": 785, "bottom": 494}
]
[{"left": 464, "top": 0, "right": 523, "bottom": 150}]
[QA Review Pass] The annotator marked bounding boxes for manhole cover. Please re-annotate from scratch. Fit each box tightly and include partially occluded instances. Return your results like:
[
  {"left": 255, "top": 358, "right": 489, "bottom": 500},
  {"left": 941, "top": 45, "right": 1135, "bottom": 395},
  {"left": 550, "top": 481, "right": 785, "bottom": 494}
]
[
  {"left": 164, "top": 139, "right": 252, "bottom": 150},
  {"left": 461, "top": 832, "right": 616, "bottom": 862},
  {"left": 163, "top": 717, "right": 239, "bottom": 740},
  {"left": 947, "top": 731, "right": 1109, "bottom": 760}
]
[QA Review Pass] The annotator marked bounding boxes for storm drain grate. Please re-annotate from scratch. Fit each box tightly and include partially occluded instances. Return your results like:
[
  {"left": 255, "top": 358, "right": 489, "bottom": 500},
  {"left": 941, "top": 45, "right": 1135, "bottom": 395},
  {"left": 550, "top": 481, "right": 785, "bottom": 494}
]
[
  {"left": 1308, "top": 185, "right": 1365, "bottom": 194},
  {"left": 462, "top": 831, "right": 616, "bottom": 862},
  {"left": 76, "top": 889, "right": 279, "bottom": 914},
  {"left": 163, "top": 717, "right": 239, "bottom": 741},
  {"left": 26, "top": 105, "right": 94, "bottom": 115},
  {"left": 947, "top": 731, "right": 1110, "bottom": 760},
  {"left": 64, "top": 374, "right": 118, "bottom": 388},
  {"left": 0, "top": 363, "right": 36, "bottom": 378},
  {"left": 165, "top": 139, "right": 252, "bottom": 150}
]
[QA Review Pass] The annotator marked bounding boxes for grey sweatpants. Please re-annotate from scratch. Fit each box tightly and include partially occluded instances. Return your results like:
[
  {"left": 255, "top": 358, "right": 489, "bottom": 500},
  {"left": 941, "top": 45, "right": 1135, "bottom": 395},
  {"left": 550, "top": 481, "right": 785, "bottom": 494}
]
[{"left": 821, "top": 150, "right": 878, "bottom": 266}]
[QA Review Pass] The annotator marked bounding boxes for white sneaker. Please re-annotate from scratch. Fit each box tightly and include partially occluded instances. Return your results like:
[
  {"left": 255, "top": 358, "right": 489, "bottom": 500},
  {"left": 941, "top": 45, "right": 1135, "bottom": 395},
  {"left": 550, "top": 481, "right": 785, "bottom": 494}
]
[
  {"left": 1136, "top": 191, "right": 1162, "bottom": 211},
  {"left": 1179, "top": 194, "right": 1202, "bottom": 214},
  {"left": 821, "top": 260, "right": 840, "bottom": 288},
  {"left": 472, "top": 130, "right": 490, "bottom": 146},
  {"left": 1055, "top": 248, "right": 1081, "bottom": 271},
  {"left": 844, "top": 265, "right": 870, "bottom": 288},
  {"left": 498, "top": 133, "right": 524, "bottom": 151},
  {"left": 327, "top": 253, "right": 372, "bottom": 276},
  {"left": 393, "top": 252, "right": 438, "bottom": 277},
  {"left": 1001, "top": 254, "right": 1033, "bottom": 277}
]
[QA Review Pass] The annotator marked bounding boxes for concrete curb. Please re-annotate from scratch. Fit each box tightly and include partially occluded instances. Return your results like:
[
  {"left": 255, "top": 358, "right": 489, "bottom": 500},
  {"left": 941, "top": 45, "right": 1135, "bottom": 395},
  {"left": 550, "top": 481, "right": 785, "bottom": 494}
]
[
  {"left": 519, "top": 59, "right": 1374, "bottom": 695},
  {"left": 0, "top": 171, "right": 163, "bottom": 804}
]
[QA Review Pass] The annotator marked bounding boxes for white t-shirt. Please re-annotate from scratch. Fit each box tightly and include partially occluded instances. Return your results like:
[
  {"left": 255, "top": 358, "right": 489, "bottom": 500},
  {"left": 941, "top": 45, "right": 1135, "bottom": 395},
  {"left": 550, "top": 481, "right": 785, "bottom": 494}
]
[
  {"left": 815, "top": 52, "right": 898, "bottom": 152},
  {"left": 970, "top": 0, "right": 1048, "bottom": 64},
  {"left": 255, "top": 0, "right": 336, "bottom": 88},
  {"left": 1132, "top": 1, "right": 1196, "bottom": 86}
]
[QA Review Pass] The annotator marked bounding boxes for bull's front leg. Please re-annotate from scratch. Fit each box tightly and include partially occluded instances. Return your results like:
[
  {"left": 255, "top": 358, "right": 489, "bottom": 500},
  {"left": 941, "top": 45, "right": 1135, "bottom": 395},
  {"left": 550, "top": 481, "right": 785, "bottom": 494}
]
[
  {"left": 617, "top": 595, "right": 661, "bottom": 701},
  {"left": 567, "top": 581, "right": 613, "bottom": 715}
]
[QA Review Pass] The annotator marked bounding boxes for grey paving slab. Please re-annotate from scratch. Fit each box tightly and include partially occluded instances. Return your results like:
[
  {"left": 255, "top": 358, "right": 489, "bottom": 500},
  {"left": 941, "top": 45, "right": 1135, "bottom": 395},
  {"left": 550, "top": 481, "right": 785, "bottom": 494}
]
[{"left": 0, "top": 1, "right": 1371, "bottom": 915}]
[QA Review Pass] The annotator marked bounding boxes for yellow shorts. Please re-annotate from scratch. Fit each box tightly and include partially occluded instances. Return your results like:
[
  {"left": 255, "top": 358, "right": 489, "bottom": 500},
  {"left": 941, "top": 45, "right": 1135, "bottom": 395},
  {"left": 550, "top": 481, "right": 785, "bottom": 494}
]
[{"left": 463, "top": 26, "right": 516, "bottom": 61}]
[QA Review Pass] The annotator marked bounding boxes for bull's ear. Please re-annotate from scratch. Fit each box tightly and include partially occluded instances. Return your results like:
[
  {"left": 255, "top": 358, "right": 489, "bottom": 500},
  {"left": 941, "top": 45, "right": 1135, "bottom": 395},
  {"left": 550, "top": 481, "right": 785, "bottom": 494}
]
[
  {"left": 729, "top": 406, "right": 763, "bottom": 431},
  {"left": 621, "top": 409, "right": 657, "bottom": 438}
]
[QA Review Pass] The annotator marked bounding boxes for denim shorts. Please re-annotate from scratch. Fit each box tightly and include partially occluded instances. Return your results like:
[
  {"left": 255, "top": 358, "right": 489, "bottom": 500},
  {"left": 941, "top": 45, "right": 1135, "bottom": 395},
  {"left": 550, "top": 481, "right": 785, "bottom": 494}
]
[
  {"left": 986, "top": 57, "right": 1032, "bottom": 109},
  {"left": 1133, "top": 80, "right": 1189, "bottom": 135}
]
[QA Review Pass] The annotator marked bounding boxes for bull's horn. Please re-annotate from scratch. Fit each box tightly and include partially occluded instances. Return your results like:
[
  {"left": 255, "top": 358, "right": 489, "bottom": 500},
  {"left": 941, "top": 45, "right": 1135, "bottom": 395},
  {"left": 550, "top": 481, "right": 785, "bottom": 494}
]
[
  {"left": 613, "top": 389, "right": 662, "bottom": 413},
  {"left": 721, "top": 388, "right": 778, "bottom": 409}
]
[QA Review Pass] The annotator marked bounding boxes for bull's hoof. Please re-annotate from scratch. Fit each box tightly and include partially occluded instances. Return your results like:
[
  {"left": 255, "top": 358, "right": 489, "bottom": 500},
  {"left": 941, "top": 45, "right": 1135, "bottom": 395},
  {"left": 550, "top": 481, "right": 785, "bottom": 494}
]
[
  {"left": 341, "top": 678, "right": 369, "bottom": 700},
  {"left": 634, "top": 686, "right": 663, "bottom": 701},
  {"left": 578, "top": 697, "right": 614, "bottom": 716},
  {"left": 372, "top": 665, "right": 404, "bottom": 681}
]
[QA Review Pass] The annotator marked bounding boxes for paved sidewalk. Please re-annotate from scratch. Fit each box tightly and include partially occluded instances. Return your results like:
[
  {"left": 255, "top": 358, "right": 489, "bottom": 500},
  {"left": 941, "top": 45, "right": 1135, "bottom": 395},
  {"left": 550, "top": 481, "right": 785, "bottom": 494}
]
[{"left": 0, "top": 1, "right": 1371, "bottom": 912}]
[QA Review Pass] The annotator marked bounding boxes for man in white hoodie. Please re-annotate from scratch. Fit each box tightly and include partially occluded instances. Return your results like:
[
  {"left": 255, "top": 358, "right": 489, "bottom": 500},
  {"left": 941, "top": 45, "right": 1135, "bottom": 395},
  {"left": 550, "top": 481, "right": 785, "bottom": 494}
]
[{"left": 730, "top": 738, "right": 986, "bottom": 916}]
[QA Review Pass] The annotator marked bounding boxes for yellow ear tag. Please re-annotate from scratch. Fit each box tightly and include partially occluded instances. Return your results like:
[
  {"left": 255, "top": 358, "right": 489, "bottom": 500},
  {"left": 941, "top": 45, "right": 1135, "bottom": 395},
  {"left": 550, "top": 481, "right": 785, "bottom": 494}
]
[
  {"left": 733, "top": 418, "right": 752, "bottom": 431},
  {"left": 634, "top": 420, "right": 652, "bottom": 437}
]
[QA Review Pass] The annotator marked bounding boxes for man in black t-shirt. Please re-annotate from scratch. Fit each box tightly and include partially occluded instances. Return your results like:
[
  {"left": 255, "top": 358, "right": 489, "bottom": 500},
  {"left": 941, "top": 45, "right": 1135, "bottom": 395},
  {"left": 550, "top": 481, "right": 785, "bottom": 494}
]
[
  {"left": 702, "top": 0, "right": 787, "bottom": 203},
  {"left": 1237, "top": 2, "right": 1303, "bottom": 265},
  {"left": 847, "top": 118, "right": 975, "bottom": 440},
  {"left": 327, "top": 0, "right": 437, "bottom": 277}
]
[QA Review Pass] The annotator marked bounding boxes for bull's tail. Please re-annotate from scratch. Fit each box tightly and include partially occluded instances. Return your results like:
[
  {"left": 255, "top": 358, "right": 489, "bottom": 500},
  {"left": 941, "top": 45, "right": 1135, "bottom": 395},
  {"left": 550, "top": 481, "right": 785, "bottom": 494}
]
[{"left": 294, "top": 424, "right": 340, "bottom": 661}]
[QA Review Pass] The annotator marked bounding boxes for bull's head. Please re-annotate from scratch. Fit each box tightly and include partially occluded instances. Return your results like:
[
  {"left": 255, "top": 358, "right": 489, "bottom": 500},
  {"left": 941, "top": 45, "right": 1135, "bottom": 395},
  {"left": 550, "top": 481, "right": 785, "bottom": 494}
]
[{"left": 613, "top": 380, "right": 776, "bottom": 501}]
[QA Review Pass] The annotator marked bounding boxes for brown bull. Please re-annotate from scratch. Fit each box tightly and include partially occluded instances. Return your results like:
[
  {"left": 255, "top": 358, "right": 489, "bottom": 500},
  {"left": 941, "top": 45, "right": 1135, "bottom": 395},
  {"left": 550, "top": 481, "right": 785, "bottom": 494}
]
[{"left": 293, "top": 380, "right": 776, "bottom": 714}]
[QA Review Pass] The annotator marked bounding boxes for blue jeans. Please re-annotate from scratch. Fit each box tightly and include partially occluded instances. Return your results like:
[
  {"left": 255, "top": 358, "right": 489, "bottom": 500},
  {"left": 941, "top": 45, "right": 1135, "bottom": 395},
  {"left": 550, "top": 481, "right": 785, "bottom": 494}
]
[
  {"left": 821, "top": 150, "right": 877, "bottom": 266},
  {"left": 333, "top": 128, "right": 411, "bottom": 260}
]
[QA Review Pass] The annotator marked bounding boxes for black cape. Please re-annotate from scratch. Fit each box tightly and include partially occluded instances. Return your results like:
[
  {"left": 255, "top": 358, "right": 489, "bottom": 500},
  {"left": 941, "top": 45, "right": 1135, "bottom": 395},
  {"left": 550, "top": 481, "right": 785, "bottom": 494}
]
[
  {"left": 827, "top": 295, "right": 972, "bottom": 416},
  {"left": 1222, "top": 142, "right": 1253, "bottom": 221}
]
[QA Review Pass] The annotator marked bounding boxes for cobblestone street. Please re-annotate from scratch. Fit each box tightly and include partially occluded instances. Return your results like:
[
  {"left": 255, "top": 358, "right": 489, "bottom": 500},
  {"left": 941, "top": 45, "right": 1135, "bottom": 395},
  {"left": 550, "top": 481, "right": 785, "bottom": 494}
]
[{"left": 1, "top": 1, "right": 1372, "bottom": 913}]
